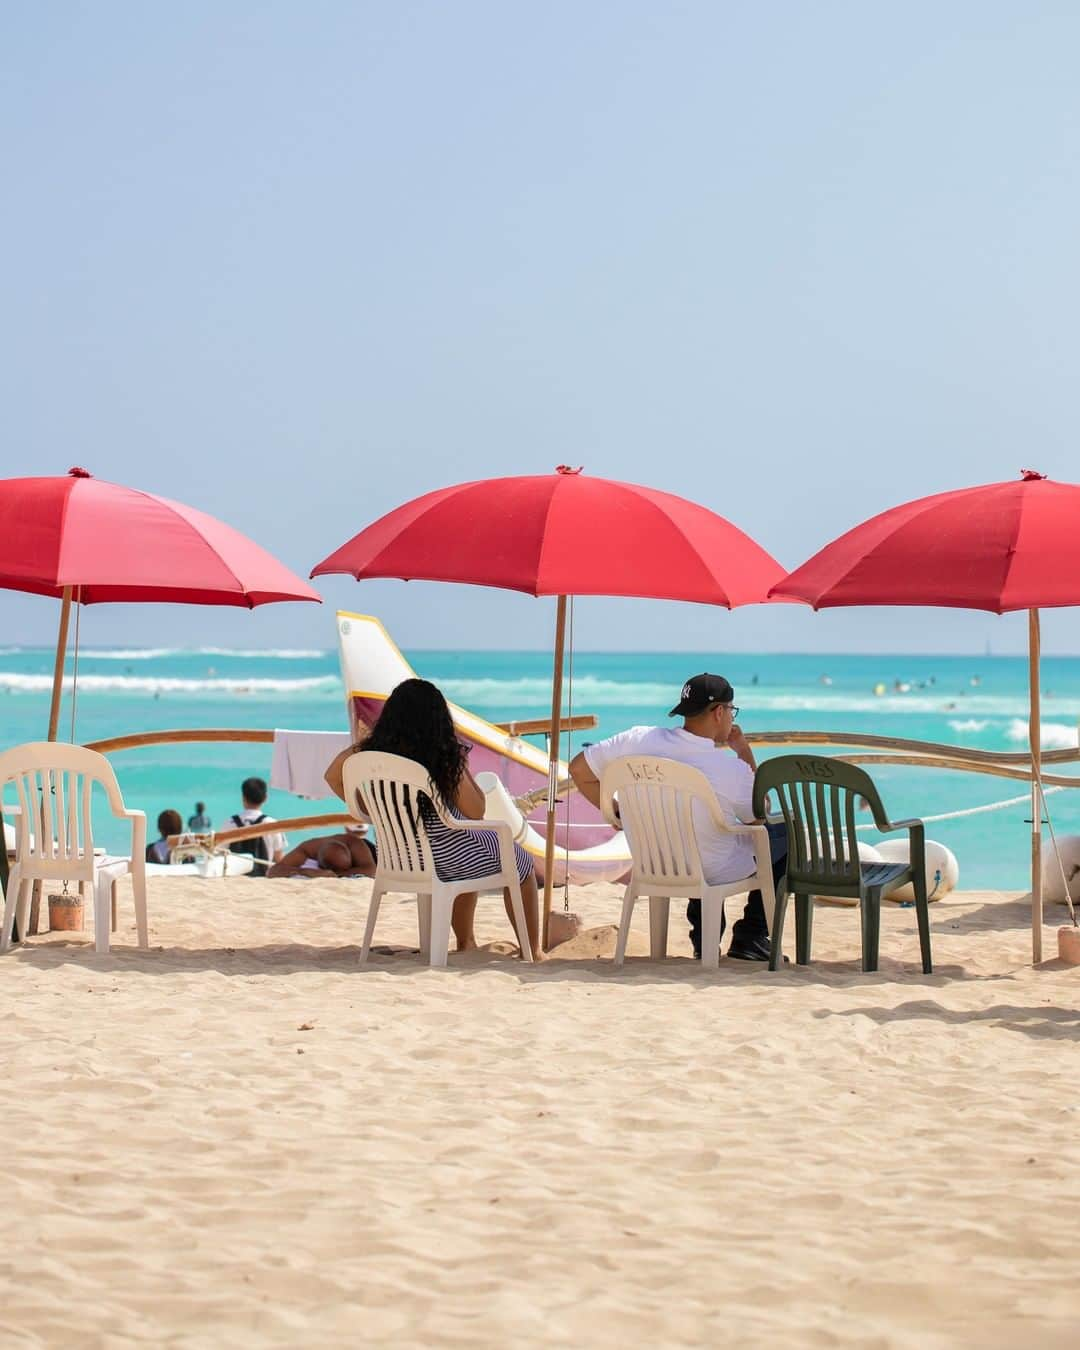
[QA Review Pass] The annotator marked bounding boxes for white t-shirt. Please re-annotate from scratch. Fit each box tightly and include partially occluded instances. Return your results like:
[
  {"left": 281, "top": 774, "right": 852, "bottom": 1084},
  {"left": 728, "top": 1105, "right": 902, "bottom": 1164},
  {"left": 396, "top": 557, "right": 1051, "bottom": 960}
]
[
  {"left": 234, "top": 807, "right": 288, "bottom": 861},
  {"left": 584, "top": 726, "right": 756, "bottom": 885}
]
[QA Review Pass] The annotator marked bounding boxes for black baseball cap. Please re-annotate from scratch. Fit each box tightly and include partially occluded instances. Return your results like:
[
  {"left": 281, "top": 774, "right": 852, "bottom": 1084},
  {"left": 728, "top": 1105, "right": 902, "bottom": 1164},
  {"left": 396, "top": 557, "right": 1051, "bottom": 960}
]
[{"left": 668, "top": 672, "right": 734, "bottom": 718}]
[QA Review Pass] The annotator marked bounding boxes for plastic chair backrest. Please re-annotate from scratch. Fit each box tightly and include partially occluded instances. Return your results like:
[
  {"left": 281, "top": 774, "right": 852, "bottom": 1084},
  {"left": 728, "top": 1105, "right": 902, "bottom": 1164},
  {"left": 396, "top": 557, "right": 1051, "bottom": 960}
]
[
  {"left": 0, "top": 742, "right": 127, "bottom": 868},
  {"left": 599, "top": 756, "right": 727, "bottom": 888},
  {"left": 752, "top": 754, "right": 884, "bottom": 891},
  {"left": 341, "top": 750, "right": 439, "bottom": 886}
]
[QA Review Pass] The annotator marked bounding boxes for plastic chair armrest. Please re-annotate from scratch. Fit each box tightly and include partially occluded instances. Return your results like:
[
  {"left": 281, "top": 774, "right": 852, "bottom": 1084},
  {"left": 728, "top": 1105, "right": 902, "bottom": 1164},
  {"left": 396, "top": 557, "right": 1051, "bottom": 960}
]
[
  {"left": 123, "top": 809, "right": 148, "bottom": 866},
  {"left": 877, "top": 817, "right": 926, "bottom": 874},
  {"left": 699, "top": 793, "right": 749, "bottom": 836},
  {"left": 440, "top": 812, "right": 517, "bottom": 877},
  {"left": 723, "top": 819, "right": 767, "bottom": 837},
  {"left": 879, "top": 816, "right": 923, "bottom": 836},
  {"left": 745, "top": 821, "right": 773, "bottom": 868}
]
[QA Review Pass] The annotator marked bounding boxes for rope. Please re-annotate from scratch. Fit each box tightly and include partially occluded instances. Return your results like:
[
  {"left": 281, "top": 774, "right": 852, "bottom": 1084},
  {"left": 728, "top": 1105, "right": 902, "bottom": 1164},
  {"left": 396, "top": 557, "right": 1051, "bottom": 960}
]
[
  {"left": 850, "top": 774, "right": 1078, "bottom": 925},
  {"left": 855, "top": 785, "right": 1066, "bottom": 828},
  {"left": 1037, "top": 769, "right": 1079, "bottom": 927},
  {"left": 69, "top": 586, "right": 82, "bottom": 743}
]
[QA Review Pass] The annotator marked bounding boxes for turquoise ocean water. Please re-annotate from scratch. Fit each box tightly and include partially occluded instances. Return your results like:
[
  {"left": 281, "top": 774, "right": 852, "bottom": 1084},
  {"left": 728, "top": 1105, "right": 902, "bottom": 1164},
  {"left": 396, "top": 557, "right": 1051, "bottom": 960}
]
[{"left": 3, "top": 643, "right": 1079, "bottom": 889}]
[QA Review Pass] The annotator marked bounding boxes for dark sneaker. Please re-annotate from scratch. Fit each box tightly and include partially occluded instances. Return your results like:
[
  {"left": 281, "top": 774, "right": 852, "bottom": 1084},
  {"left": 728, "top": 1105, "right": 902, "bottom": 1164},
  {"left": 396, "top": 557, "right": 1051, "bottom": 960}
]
[{"left": 727, "top": 934, "right": 775, "bottom": 962}]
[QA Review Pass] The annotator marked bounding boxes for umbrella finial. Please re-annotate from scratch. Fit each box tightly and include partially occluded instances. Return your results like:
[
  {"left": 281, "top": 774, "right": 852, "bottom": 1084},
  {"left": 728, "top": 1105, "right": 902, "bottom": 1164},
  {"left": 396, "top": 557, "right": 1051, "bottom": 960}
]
[
  {"left": 555, "top": 465, "right": 583, "bottom": 475},
  {"left": 1020, "top": 468, "right": 1046, "bottom": 481},
  {"left": 67, "top": 466, "right": 92, "bottom": 478}
]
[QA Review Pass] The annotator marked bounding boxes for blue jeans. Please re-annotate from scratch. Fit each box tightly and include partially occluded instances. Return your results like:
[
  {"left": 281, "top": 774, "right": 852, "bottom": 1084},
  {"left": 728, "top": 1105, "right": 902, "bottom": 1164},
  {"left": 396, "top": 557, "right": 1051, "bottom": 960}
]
[{"left": 686, "top": 820, "right": 788, "bottom": 958}]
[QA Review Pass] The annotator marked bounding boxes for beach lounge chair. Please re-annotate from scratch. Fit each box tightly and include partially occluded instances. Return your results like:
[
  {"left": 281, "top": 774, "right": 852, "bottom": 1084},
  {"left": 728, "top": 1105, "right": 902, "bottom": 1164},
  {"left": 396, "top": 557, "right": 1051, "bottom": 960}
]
[
  {"left": 342, "top": 750, "right": 533, "bottom": 967},
  {"left": 752, "top": 755, "right": 932, "bottom": 973},
  {"left": 0, "top": 742, "right": 148, "bottom": 955},
  {"left": 598, "top": 755, "right": 776, "bottom": 970}
]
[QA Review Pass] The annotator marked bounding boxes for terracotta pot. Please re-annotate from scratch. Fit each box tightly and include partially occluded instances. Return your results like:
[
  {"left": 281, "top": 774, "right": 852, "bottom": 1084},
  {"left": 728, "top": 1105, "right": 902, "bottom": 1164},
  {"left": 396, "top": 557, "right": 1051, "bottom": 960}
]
[
  {"left": 1058, "top": 926, "right": 1080, "bottom": 966},
  {"left": 48, "top": 892, "right": 84, "bottom": 932}
]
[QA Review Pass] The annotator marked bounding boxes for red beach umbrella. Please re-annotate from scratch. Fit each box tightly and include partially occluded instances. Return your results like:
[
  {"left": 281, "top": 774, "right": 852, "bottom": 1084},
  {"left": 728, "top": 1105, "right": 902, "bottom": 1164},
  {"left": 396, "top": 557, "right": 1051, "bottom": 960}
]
[
  {"left": 314, "top": 465, "right": 782, "bottom": 604},
  {"left": 312, "top": 465, "right": 785, "bottom": 937},
  {"left": 0, "top": 467, "right": 322, "bottom": 739},
  {"left": 770, "top": 469, "right": 1080, "bottom": 961}
]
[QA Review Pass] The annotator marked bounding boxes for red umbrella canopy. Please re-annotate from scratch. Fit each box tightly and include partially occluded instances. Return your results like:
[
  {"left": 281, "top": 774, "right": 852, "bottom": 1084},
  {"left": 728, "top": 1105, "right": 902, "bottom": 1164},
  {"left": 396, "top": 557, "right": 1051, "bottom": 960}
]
[
  {"left": 771, "top": 471, "right": 1080, "bottom": 613},
  {"left": 0, "top": 468, "right": 321, "bottom": 607},
  {"left": 312, "top": 466, "right": 784, "bottom": 606}
]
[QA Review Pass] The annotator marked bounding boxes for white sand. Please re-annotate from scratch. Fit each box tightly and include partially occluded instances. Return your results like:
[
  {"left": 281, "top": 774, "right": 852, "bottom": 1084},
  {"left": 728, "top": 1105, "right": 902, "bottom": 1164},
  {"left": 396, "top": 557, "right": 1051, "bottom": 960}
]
[{"left": 3, "top": 876, "right": 1080, "bottom": 1348}]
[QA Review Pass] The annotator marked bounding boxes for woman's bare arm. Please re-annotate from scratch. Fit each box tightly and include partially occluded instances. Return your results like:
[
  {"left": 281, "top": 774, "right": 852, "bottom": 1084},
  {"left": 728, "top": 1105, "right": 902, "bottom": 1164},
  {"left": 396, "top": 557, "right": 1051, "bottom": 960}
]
[
  {"left": 454, "top": 765, "right": 487, "bottom": 820},
  {"left": 324, "top": 744, "right": 369, "bottom": 817},
  {"left": 325, "top": 745, "right": 357, "bottom": 802}
]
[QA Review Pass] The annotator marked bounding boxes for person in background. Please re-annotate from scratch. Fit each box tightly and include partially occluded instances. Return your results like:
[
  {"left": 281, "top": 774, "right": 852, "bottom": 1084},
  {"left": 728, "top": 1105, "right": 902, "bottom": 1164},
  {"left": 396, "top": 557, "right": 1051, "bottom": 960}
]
[
  {"left": 325, "top": 678, "right": 544, "bottom": 960},
  {"left": 147, "top": 809, "right": 183, "bottom": 864},
  {"left": 228, "top": 777, "right": 288, "bottom": 869},
  {"left": 188, "top": 801, "right": 212, "bottom": 831},
  {"left": 267, "top": 830, "right": 377, "bottom": 878}
]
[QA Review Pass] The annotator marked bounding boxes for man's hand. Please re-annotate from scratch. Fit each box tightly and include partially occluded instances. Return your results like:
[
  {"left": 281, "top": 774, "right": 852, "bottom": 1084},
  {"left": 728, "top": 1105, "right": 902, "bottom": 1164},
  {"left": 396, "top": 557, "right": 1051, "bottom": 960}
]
[
  {"left": 722, "top": 722, "right": 756, "bottom": 771},
  {"left": 724, "top": 722, "right": 748, "bottom": 751}
]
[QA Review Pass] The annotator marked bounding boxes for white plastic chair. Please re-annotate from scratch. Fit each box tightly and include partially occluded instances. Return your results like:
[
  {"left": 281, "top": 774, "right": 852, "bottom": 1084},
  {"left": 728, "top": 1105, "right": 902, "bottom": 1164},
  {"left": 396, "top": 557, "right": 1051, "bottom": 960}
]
[
  {"left": 342, "top": 750, "right": 533, "bottom": 967},
  {"left": 599, "top": 755, "right": 776, "bottom": 970},
  {"left": 0, "top": 743, "right": 148, "bottom": 955}
]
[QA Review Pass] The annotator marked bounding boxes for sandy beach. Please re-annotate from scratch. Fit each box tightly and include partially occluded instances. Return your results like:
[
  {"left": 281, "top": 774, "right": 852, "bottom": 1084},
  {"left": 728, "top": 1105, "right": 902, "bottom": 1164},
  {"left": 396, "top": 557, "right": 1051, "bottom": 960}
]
[{"left": 1, "top": 877, "right": 1078, "bottom": 1348}]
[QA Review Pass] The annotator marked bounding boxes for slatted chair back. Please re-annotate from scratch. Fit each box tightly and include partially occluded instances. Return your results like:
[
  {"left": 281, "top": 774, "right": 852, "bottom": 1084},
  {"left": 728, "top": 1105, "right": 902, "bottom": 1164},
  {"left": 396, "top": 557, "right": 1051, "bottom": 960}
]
[
  {"left": 752, "top": 754, "right": 884, "bottom": 897},
  {"left": 341, "top": 751, "right": 439, "bottom": 888},
  {"left": 599, "top": 756, "right": 729, "bottom": 891},
  {"left": 0, "top": 742, "right": 125, "bottom": 883}
]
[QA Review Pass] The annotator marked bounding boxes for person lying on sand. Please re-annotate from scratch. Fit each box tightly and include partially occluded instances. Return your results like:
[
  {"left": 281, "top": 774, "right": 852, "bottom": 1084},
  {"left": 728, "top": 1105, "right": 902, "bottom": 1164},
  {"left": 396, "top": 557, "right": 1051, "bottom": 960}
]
[{"left": 266, "top": 832, "right": 377, "bottom": 879}]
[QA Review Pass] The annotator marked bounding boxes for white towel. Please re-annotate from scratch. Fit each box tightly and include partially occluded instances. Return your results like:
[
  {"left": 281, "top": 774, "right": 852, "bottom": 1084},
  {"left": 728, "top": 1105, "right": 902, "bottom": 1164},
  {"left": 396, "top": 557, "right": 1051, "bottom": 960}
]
[{"left": 271, "top": 729, "right": 352, "bottom": 800}]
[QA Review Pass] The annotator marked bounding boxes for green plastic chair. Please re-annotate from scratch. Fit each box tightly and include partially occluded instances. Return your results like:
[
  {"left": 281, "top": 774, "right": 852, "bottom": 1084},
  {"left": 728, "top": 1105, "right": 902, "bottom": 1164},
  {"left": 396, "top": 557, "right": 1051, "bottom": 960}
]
[{"left": 752, "top": 755, "right": 932, "bottom": 974}]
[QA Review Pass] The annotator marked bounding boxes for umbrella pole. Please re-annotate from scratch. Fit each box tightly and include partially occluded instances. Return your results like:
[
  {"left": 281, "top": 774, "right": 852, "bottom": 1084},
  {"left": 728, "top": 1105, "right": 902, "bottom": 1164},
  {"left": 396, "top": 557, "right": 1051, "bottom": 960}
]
[
  {"left": 542, "top": 595, "right": 568, "bottom": 950},
  {"left": 1030, "top": 608, "right": 1043, "bottom": 963},
  {"left": 47, "top": 586, "right": 73, "bottom": 742}
]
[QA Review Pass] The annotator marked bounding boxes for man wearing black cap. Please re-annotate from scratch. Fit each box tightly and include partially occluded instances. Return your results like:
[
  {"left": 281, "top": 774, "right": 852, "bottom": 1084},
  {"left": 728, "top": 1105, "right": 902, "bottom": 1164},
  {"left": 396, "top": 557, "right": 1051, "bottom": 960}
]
[{"left": 569, "top": 673, "right": 786, "bottom": 961}]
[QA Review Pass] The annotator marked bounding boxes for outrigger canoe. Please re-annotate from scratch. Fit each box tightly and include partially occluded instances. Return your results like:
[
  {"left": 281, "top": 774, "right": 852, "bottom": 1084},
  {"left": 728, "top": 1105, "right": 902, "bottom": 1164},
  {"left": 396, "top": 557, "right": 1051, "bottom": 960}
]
[{"left": 336, "top": 612, "right": 632, "bottom": 885}]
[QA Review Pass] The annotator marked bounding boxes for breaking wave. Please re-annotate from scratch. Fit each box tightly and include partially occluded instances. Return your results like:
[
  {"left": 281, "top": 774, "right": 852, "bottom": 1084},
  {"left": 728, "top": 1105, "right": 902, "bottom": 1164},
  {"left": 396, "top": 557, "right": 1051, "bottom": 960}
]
[
  {"left": 435, "top": 675, "right": 1078, "bottom": 720},
  {"left": 77, "top": 646, "right": 329, "bottom": 661},
  {"left": 437, "top": 676, "right": 675, "bottom": 708},
  {"left": 80, "top": 648, "right": 183, "bottom": 660},
  {"left": 1006, "top": 718, "right": 1077, "bottom": 750},
  {"left": 0, "top": 672, "right": 340, "bottom": 698},
  {"left": 196, "top": 647, "right": 328, "bottom": 659}
]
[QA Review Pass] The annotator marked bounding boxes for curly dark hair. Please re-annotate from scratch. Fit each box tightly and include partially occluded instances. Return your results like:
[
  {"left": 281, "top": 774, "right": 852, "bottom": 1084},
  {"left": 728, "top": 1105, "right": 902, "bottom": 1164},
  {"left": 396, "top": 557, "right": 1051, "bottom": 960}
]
[
  {"left": 157, "top": 809, "right": 183, "bottom": 837},
  {"left": 361, "top": 678, "right": 467, "bottom": 806}
]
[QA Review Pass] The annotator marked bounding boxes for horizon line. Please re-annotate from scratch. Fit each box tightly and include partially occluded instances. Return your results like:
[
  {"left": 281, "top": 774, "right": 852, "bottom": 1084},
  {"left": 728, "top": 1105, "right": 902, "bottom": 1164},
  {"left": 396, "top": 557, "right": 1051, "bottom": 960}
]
[{"left": 1, "top": 644, "right": 1076, "bottom": 659}]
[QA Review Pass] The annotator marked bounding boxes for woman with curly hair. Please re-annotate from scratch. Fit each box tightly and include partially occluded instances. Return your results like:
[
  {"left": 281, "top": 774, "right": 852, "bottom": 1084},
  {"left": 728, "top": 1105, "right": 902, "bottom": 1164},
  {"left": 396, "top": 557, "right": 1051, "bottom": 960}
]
[{"left": 326, "top": 678, "right": 543, "bottom": 960}]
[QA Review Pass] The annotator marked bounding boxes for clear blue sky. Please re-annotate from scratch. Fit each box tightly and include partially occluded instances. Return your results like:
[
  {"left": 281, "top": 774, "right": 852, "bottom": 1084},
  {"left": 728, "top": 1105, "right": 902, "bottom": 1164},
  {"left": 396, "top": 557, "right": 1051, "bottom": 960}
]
[{"left": 3, "top": 1, "right": 1079, "bottom": 653}]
